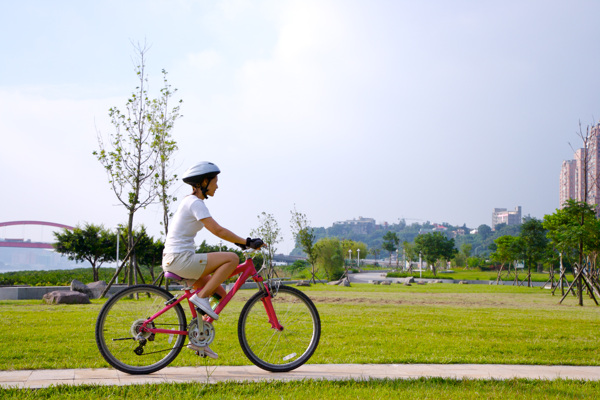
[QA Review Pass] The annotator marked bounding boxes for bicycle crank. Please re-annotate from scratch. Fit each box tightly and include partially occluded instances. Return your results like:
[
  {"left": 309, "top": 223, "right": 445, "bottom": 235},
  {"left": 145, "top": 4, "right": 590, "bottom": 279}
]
[{"left": 188, "top": 318, "right": 215, "bottom": 347}]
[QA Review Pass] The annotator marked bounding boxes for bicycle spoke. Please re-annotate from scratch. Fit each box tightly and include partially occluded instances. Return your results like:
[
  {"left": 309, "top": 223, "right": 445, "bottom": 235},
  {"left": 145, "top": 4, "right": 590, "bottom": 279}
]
[
  {"left": 238, "top": 285, "right": 320, "bottom": 372},
  {"left": 95, "top": 285, "right": 187, "bottom": 375}
]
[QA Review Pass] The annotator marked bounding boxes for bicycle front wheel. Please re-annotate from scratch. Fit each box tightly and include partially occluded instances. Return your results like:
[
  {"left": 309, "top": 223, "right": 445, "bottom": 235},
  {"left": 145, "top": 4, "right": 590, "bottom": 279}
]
[
  {"left": 95, "top": 284, "right": 187, "bottom": 375},
  {"left": 238, "top": 285, "right": 320, "bottom": 372}
]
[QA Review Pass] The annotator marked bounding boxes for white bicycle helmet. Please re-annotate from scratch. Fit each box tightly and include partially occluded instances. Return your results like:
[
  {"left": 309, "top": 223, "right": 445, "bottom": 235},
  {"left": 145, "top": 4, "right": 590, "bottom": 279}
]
[{"left": 182, "top": 161, "right": 220, "bottom": 197}]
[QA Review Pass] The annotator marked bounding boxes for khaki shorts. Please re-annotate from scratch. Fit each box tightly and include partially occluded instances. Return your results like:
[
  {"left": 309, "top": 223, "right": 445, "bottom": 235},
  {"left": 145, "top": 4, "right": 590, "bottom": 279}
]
[{"left": 162, "top": 251, "right": 208, "bottom": 280}]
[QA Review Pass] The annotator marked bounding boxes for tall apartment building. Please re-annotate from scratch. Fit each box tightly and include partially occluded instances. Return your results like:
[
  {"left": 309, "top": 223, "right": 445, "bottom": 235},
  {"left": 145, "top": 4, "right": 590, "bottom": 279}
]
[
  {"left": 559, "top": 122, "right": 600, "bottom": 210},
  {"left": 492, "top": 206, "right": 522, "bottom": 229}
]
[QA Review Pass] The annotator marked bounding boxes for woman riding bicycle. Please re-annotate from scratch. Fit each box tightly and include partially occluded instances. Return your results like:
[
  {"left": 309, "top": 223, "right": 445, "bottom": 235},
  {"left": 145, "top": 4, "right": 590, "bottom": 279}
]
[{"left": 161, "top": 161, "right": 263, "bottom": 358}]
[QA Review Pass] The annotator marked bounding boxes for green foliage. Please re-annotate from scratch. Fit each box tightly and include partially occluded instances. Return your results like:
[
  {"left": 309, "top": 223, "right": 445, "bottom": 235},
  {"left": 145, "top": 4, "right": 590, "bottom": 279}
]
[
  {"left": 340, "top": 239, "right": 368, "bottom": 264},
  {"left": 284, "top": 259, "right": 310, "bottom": 274},
  {"left": 93, "top": 43, "right": 181, "bottom": 281},
  {"left": 293, "top": 219, "right": 523, "bottom": 259},
  {"left": 251, "top": 212, "right": 282, "bottom": 276},
  {"left": 151, "top": 69, "right": 181, "bottom": 236},
  {"left": 543, "top": 199, "right": 600, "bottom": 264},
  {"left": 290, "top": 206, "right": 318, "bottom": 282},
  {"left": 490, "top": 235, "right": 524, "bottom": 268},
  {"left": 519, "top": 217, "right": 549, "bottom": 275},
  {"left": 381, "top": 231, "right": 400, "bottom": 265},
  {"left": 53, "top": 223, "right": 115, "bottom": 282},
  {"left": 414, "top": 232, "right": 458, "bottom": 275},
  {"left": 314, "top": 237, "right": 345, "bottom": 280},
  {"left": 196, "top": 240, "right": 245, "bottom": 264},
  {"left": 0, "top": 267, "right": 159, "bottom": 286}
]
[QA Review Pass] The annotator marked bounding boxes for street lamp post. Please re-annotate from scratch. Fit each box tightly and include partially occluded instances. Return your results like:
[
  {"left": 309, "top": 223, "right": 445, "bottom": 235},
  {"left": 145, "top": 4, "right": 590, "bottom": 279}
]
[
  {"left": 396, "top": 249, "right": 399, "bottom": 269},
  {"left": 348, "top": 249, "right": 352, "bottom": 266},
  {"left": 357, "top": 249, "right": 360, "bottom": 269},
  {"left": 419, "top": 251, "right": 422, "bottom": 279}
]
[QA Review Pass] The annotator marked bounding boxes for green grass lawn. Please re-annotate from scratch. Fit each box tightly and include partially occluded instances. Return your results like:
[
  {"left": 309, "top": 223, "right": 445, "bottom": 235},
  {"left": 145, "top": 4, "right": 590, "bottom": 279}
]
[
  {"left": 2, "top": 378, "right": 600, "bottom": 399},
  {"left": 387, "top": 267, "right": 553, "bottom": 282},
  {"left": 1, "top": 283, "right": 598, "bottom": 371}
]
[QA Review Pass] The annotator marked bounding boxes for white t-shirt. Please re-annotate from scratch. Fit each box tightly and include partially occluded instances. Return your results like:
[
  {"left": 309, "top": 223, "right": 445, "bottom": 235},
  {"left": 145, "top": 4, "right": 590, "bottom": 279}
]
[{"left": 163, "top": 195, "right": 211, "bottom": 253}]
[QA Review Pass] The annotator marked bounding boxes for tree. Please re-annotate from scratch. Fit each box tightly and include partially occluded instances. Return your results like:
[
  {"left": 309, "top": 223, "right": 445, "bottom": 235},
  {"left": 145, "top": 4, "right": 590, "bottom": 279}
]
[
  {"left": 478, "top": 224, "right": 492, "bottom": 240},
  {"left": 53, "top": 223, "right": 115, "bottom": 282},
  {"left": 414, "top": 232, "right": 457, "bottom": 276},
  {"left": 519, "top": 217, "right": 549, "bottom": 287},
  {"left": 544, "top": 200, "right": 600, "bottom": 305},
  {"left": 340, "top": 239, "right": 368, "bottom": 266},
  {"left": 133, "top": 227, "right": 164, "bottom": 283},
  {"left": 382, "top": 231, "right": 399, "bottom": 267},
  {"left": 490, "top": 235, "right": 524, "bottom": 282},
  {"left": 314, "top": 237, "right": 344, "bottom": 281},
  {"left": 290, "top": 206, "right": 318, "bottom": 283},
  {"left": 94, "top": 43, "right": 181, "bottom": 286},
  {"left": 151, "top": 69, "right": 181, "bottom": 236},
  {"left": 403, "top": 241, "right": 418, "bottom": 271},
  {"left": 460, "top": 243, "right": 472, "bottom": 268},
  {"left": 251, "top": 212, "right": 283, "bottom": 278}
]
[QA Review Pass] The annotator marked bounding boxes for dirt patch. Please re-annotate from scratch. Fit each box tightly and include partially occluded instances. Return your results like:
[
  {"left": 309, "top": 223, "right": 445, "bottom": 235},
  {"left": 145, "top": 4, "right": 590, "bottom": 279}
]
[{"left": 309, "top": 293, "right": 564, "bottom": 309}]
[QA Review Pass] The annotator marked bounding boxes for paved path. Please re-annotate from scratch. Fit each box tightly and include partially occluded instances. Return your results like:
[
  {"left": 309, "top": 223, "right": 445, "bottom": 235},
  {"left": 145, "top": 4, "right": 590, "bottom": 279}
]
[{"left": 2, "top": 364, "right": 600, "bottom": 389}]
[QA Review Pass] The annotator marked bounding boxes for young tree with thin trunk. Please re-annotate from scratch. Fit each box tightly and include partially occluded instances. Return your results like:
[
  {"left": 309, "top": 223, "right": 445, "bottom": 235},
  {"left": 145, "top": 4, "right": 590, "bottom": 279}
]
[
  {"left": 290, "top": 206, "right": 318, "bottom": 283},
  {"left": 251, "top": 212, "right": 283, "bottom": 278},
  {"left": 151, "top": 69, "right": 181, "bottom": 236},
  {"left": 94, "top": 43, "right": 181, "bottom": 286}
]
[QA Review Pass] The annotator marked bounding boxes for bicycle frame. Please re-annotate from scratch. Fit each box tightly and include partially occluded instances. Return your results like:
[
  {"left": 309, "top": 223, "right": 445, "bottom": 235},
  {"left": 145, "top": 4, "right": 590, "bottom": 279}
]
[{"left": 140, "top": 258, "right": 283, "bottom": 338}]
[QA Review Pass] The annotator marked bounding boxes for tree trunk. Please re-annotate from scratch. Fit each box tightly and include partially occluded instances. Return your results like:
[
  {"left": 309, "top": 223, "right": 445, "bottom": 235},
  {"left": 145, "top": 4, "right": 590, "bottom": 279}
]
[{"left": 127, "top": 210, "right": 135, "bottom": 287}]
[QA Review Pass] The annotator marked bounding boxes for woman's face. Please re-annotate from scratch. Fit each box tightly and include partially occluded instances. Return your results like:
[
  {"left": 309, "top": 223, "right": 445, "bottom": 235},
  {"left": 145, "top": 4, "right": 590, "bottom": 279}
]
[{"left": 206, "top": 176, "right": 219, "bottom": 197}]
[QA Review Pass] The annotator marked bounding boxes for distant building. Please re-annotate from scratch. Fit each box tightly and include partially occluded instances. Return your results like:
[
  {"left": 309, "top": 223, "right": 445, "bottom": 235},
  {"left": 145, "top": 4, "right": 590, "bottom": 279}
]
[
  {"left": 559, "top": 122, "right": 600, "bottom": 213},
  {"left": 559, "top": 159, "right": 577, "bottom": 207},
  {"left": 333, "top": 217, "right": 378, "bottom": 234},
  {"left": 492, "top": 207, "right": 522, "bottom": 230}
]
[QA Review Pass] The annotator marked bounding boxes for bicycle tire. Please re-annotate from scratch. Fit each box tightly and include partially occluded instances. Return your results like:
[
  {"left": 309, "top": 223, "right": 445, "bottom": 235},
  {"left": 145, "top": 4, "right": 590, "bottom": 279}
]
[
  {"left": 95, "top": 284, "right": 187, "bottom": 375},
  {"left": 238, "top": 285, "right": 320, "bottom": 372}
]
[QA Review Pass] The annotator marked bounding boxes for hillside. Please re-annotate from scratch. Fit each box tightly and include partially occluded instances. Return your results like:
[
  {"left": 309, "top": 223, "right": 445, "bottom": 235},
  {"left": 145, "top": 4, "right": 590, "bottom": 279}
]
[{"left": 291, "top": 218, "right": 522, "bottom": 258}]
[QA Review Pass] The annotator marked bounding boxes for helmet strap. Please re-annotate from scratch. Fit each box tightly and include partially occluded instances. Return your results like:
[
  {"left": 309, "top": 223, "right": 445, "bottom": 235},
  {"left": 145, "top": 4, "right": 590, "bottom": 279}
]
[{"left": 200, "top": 177, "right": 215, "bottom": 199}]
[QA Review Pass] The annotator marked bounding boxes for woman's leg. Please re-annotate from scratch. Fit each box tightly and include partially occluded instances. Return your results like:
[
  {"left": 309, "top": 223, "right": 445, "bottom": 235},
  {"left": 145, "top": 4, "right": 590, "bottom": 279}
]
[
  {"left": 193, "top": 252, "right": 238, "bottom": 298},
  {"left": 192, "top": 274, "right": 227, "bottom": 298}
]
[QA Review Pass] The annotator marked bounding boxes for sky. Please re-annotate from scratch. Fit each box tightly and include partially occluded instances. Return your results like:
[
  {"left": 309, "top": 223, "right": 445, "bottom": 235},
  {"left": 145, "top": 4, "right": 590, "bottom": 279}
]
[{"left": 1, "top": 0, "right": 600, "bottom": 254}]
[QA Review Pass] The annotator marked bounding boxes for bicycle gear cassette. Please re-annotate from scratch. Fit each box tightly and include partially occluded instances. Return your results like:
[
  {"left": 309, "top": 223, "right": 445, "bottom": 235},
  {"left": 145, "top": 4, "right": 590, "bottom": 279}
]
[{"left": 130, "top": 319, "right": 155, "bottom": 341}]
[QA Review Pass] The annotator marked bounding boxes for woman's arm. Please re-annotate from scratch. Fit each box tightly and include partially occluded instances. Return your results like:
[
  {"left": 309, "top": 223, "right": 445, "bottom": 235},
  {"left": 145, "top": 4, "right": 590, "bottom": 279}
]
[{"left": 201, "top": 217, "right": 246, "bottom": 245}]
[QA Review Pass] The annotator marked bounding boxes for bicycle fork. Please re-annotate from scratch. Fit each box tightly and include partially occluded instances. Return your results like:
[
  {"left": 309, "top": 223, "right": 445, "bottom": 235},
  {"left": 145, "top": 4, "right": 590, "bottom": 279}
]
[{"left": 257, "top": 280, "right": 284, "bottom": 331}]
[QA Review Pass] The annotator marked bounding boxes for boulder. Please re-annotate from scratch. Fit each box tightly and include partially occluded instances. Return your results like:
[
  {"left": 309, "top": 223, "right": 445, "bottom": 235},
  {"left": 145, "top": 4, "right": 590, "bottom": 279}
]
[
  {"left": 296, "top": 281, "right": 311, "bottom": 287},
  {"left": 43, "top": 290, "right": 90, "bottom": 305},
  {"left": 458, "top": 280, "right": 469, "bottom": 284},
  {"left": 327, "top": 280, "right": 341, "bottom": 286},
  {"left": 381, "top": 281, "right": 391, "bottom": 285},
  {"left": 87, "top": 281, "right": 108, "bottom": 299},
  {"left": 404, "top": 276, "right": 415, "bottom": 284},
  {"left": 338, "top": 278, "right": 350, "bottom": 287},
  {"left": 70, "top": 279, "right": 93, "bottom": 298}
]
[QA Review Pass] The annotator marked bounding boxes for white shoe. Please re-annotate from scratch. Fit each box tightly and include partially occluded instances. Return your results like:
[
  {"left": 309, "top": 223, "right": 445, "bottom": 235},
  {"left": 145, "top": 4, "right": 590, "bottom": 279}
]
[
  {"left": 203, "top": 345, "right": 219, "bottom": 359},
  {"left": 187, "top": 343, "right": 219, "bottom": 359},
  {"left": 190, "top": 294, "right": 219, "bottom": 320}
]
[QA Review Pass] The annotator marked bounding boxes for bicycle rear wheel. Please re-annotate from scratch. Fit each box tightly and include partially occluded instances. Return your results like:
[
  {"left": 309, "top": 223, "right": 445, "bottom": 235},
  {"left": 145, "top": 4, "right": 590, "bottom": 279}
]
[
  {"left": 238, "top": 285, "right": 320, "bottom": 372},
  {"left": 95, "top": 284, "right": 187, "bottom": 375}
]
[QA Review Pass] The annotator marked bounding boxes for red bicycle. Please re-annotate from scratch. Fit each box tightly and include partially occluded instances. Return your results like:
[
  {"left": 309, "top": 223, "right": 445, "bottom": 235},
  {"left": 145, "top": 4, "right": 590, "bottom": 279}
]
[{"left": 95, "top": 254, "right": 321, "bottom": 374}]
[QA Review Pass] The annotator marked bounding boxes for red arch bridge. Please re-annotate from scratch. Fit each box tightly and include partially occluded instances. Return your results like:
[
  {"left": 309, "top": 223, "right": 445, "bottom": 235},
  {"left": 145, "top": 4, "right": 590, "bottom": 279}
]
[{"left": 0, "top": 221, "right": 74, "bottom": 249}]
